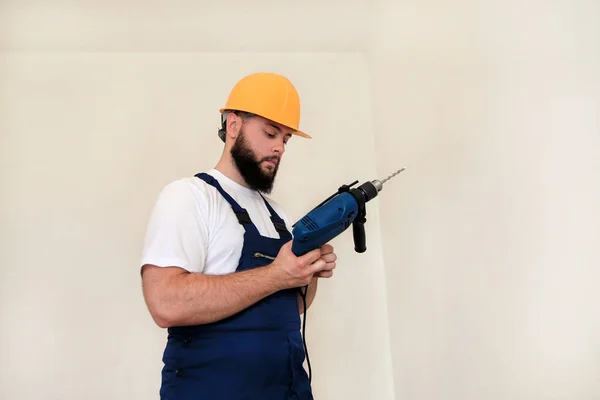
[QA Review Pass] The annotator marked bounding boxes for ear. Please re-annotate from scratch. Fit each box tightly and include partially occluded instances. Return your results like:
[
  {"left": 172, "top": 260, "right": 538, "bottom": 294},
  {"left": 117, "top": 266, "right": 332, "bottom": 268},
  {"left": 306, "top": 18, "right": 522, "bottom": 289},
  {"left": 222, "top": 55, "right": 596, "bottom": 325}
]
[{"left": 225, "top": 112, "right": 241, "bottom": 141}]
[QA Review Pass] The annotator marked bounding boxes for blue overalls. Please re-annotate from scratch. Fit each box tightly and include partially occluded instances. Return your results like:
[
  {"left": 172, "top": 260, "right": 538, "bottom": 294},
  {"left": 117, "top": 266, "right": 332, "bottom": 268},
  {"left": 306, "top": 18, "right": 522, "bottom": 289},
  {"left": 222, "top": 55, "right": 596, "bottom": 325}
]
[{"left": 159, "top": 172, "right": 313, "bottom": 400}]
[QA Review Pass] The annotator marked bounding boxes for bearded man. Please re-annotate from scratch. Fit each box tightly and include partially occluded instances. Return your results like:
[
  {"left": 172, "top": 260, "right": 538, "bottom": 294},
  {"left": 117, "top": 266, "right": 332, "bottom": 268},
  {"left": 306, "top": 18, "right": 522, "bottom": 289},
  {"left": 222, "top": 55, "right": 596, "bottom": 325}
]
[{"left": 139, "top": 72, "right": 338, "bottom": 400}]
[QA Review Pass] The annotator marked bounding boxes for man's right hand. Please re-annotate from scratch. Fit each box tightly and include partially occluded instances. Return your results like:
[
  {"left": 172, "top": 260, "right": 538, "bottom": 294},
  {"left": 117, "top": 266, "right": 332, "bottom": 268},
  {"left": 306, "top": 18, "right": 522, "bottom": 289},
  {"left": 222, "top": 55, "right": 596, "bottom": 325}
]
[{"left": 270, "top": 240, "right": 337, "bottom": 289}]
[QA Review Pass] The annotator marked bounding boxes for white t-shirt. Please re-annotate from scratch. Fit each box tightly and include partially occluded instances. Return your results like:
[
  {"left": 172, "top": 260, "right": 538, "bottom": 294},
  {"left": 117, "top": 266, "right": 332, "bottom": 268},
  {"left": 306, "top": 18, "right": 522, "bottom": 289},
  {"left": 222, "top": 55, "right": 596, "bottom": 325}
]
[{"left": 140, "top": 169, "right": 293, "bottom": 275}]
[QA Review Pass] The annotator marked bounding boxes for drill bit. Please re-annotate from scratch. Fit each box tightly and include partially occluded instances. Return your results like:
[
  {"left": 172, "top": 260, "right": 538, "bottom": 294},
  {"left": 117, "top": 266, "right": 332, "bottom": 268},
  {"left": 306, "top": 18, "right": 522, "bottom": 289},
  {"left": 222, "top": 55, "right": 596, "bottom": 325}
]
[
  {"left": 371, "top": 167, "right": 406, "bottom": 192},
  {"left": 380, "top": 167, "right": 406, "bottom": 184}
]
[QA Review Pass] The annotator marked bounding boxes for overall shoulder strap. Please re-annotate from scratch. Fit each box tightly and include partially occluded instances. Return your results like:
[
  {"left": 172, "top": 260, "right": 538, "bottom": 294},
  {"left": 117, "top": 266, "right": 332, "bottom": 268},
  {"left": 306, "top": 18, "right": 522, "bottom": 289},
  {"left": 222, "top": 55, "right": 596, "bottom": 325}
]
[
  {"left": 259, "top": 193, "right": 290, "bottom": 236},
  {"left": 195, "top": 173, "right": 258, "bottom": 234}
]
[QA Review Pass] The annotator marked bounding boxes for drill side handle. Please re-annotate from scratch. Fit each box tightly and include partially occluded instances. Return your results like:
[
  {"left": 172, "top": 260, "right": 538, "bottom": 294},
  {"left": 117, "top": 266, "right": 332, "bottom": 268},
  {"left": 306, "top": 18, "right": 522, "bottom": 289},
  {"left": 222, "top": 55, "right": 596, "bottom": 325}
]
[{"left": 352, "top": 211, "right": 367, "bottom": 253}]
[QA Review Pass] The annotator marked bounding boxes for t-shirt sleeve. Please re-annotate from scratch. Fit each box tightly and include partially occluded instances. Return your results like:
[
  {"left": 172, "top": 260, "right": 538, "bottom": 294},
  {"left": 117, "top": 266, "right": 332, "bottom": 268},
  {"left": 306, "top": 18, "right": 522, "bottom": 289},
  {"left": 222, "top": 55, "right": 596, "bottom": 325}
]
[{"left": 140, "top": 180, "right": 209, "bottom": 273}]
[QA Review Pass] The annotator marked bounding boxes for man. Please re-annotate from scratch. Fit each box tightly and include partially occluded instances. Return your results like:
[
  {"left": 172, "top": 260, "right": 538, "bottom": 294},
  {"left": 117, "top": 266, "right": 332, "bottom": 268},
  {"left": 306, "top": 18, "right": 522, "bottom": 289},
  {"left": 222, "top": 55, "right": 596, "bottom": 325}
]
[{"left": 140, "top": 72, "right": 337, "bottom": 400}]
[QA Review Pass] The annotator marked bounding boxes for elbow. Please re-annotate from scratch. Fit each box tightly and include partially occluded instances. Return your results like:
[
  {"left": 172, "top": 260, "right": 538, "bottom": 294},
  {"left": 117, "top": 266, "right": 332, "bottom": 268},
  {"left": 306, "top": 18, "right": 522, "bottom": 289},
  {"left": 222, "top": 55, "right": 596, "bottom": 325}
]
[
  {"left": 147, "top": 301, "right": 181, "bottom": 329},
  {"left": 141, "top": 265, "right": 187, "bottom": 328},
  {"left": 142, "top": 285, "right": 181, "bottom": 328},
  {"left": 151, "top": 309, "right": 172, "bottom": 329},
  {"left": 155, "top": 318, "right": 173, "bottom": 329}
]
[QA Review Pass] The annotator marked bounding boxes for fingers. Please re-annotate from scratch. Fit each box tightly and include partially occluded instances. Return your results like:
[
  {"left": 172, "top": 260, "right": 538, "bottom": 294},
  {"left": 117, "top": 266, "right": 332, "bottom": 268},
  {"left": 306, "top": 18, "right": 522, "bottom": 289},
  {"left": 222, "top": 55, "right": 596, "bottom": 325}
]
[
  {"left": 323, "top": 260, "right": 336, "bottom": 271},
  {"left": 320, "top": 252, "right": 337, "bottom": 264},
  {"left": 308, "top": 258, "right": 327, "bottom": 274},
  {"left": 315, "top": 270, "right": 334, "bottom": 278},
  {"left": 309, "top": 257, "right": 336, "bottom": 274},
  {"left": 314, "top": 258, "right": 335, "bottom": 278},
  {"left": 319, "top": 244, "right": 334, "bottom": 254},
  {"left": 288, "top": 243, "right": 337, "bottom": 283},
  {"left": 298, "top": 247, "right": 322, "bottom": 265}
]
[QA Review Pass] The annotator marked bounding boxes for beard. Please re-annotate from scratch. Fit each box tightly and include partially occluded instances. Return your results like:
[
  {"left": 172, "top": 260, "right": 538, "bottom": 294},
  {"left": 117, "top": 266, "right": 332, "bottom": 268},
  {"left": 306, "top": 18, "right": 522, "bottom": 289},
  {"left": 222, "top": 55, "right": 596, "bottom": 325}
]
[{"left": 230, "top": 130, "right": 280, "bottom": 194}]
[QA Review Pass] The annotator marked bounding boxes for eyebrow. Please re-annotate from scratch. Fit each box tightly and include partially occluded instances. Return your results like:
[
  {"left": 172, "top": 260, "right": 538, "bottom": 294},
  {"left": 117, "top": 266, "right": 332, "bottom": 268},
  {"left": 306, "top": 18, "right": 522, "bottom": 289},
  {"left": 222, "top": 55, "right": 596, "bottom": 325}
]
[{"left": 267, "top": 123, "right": 281, "bottom": 132}]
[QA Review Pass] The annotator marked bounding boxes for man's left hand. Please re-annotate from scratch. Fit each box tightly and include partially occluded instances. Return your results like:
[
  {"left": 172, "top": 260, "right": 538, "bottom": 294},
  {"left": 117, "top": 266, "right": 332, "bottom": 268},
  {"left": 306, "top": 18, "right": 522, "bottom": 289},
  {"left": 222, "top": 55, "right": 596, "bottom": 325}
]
[{"left": 314, "top": 244, "right": 336, "bottom": 278}]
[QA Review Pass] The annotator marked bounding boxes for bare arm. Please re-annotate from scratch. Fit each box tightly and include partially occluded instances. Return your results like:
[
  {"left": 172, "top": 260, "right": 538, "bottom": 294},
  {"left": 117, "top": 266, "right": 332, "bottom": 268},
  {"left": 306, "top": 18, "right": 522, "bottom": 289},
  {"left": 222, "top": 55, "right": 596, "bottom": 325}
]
[
  {"left": 141, "top": 241, "right": 334, "bottom": 328},
  {"left": 142, "top": 263, "right": 282, "bottom": 328}
]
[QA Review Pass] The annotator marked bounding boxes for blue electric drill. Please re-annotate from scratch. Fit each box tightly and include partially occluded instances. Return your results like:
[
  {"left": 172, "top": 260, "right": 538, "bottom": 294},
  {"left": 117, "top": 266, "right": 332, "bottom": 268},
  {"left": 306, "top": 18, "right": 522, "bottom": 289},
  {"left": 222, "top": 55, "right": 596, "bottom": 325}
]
[{"left": 291, "top": 167, "right": 405, "bottom": 256}]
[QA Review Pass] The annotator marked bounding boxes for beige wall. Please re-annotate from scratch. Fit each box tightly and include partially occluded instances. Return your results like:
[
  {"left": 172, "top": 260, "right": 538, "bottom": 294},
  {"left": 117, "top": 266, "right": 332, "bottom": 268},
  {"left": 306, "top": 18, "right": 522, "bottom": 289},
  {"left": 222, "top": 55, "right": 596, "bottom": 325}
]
[
  {"left": 370, "top": 1, "right": 600, "bottom": 399},
  {"left": 1, "top": 1, "right": 599, "bottom": 399}
]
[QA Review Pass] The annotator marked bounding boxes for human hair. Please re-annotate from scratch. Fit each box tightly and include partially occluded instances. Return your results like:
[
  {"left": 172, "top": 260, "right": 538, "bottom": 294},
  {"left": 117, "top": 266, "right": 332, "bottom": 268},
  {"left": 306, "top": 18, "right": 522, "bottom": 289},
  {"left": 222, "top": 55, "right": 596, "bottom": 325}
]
[{"left": 218, "top": 110, "right": 256, "bottom": 143}]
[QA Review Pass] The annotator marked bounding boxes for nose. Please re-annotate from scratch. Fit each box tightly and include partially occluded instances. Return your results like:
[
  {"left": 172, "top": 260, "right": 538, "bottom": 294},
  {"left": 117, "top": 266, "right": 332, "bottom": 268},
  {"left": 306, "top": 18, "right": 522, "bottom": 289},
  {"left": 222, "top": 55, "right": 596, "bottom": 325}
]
[{"left": 272, "top": 139, "right": 285, "bottom": 155}]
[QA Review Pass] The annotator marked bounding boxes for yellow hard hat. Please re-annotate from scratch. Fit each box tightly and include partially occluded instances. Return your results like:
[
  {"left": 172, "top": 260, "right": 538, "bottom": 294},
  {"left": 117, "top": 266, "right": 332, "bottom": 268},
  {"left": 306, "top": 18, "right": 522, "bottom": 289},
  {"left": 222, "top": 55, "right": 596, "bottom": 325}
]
[{"left": 219, "top": 72, "right": 311, "bottom": 139}]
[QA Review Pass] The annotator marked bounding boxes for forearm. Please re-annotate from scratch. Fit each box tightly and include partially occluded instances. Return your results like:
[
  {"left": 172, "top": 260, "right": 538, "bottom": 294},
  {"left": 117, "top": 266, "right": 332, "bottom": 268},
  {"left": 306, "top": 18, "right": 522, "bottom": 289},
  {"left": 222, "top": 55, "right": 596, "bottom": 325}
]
[
  {"left": 143, "top": 264, "right": 282, "bottom": 328},
  {"left": 298, "top": 277, "right": 318, "bottom": 314}
]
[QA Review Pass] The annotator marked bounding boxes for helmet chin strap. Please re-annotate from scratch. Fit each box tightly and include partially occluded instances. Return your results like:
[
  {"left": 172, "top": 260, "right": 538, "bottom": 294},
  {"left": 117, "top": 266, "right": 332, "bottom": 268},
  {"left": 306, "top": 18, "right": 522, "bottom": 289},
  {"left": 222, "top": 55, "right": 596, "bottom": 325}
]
[
  {"left": 221, "top": 110, "right": 230, "bottom": 125},
  {"left": 218, "top": 111, "right": 230, "bottom": 142}
]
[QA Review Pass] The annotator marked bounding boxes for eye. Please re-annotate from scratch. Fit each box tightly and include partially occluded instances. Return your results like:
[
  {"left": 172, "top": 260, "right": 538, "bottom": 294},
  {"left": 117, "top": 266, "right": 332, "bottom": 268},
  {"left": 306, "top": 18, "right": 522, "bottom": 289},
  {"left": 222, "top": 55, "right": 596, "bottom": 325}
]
[{"left": 265, "top": 131, "right": 276, "bottom": 138}]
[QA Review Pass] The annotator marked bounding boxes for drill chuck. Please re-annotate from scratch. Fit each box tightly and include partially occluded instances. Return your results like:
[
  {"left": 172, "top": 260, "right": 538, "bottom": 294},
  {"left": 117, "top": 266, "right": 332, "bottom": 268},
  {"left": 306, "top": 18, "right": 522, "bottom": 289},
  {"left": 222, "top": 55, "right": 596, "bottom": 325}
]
[
  {"left": 353, "top": 167, "right": 405, "bottom": 205},
  {"left": 371, "top": 180, "right": 383, "bottom": 192},
  {"left": 353, "top": 181, "right": 380, "bottom": 205}
]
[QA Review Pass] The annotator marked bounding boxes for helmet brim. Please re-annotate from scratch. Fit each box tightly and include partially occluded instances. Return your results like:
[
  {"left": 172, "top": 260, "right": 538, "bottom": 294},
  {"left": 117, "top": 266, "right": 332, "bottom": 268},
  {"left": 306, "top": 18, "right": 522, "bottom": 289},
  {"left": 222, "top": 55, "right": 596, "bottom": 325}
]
[{"left": 219, "top": 108, "right": 311, "bottom": 139}]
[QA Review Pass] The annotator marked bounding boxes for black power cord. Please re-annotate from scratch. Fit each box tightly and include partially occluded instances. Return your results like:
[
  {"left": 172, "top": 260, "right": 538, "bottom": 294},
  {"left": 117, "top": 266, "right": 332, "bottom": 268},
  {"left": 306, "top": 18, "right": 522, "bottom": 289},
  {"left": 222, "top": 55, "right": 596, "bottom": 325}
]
[{"left": 299, "top": 285, "right": 311, "bottom": 383}]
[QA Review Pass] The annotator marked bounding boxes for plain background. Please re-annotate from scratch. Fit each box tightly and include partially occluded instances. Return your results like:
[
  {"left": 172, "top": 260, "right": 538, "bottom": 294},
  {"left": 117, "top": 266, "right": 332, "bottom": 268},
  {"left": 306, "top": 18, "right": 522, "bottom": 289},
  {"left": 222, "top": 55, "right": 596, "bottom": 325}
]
[{"left": 1, "top": 1, "right": 599, "bottom": 399}]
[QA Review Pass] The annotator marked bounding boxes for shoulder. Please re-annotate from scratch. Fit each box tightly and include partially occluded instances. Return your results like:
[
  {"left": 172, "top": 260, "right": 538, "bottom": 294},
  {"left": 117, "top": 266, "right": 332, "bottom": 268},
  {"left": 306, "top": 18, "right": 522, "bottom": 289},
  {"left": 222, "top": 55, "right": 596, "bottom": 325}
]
[
  {"left": 141, "top": 176, "right": 217, "bottom": 273},
  {"left": 146, "top": 176, "right": 225, "bottom": 227},
  {"left": 153, "top": 176, "right": 217, "bottom": 207}
]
